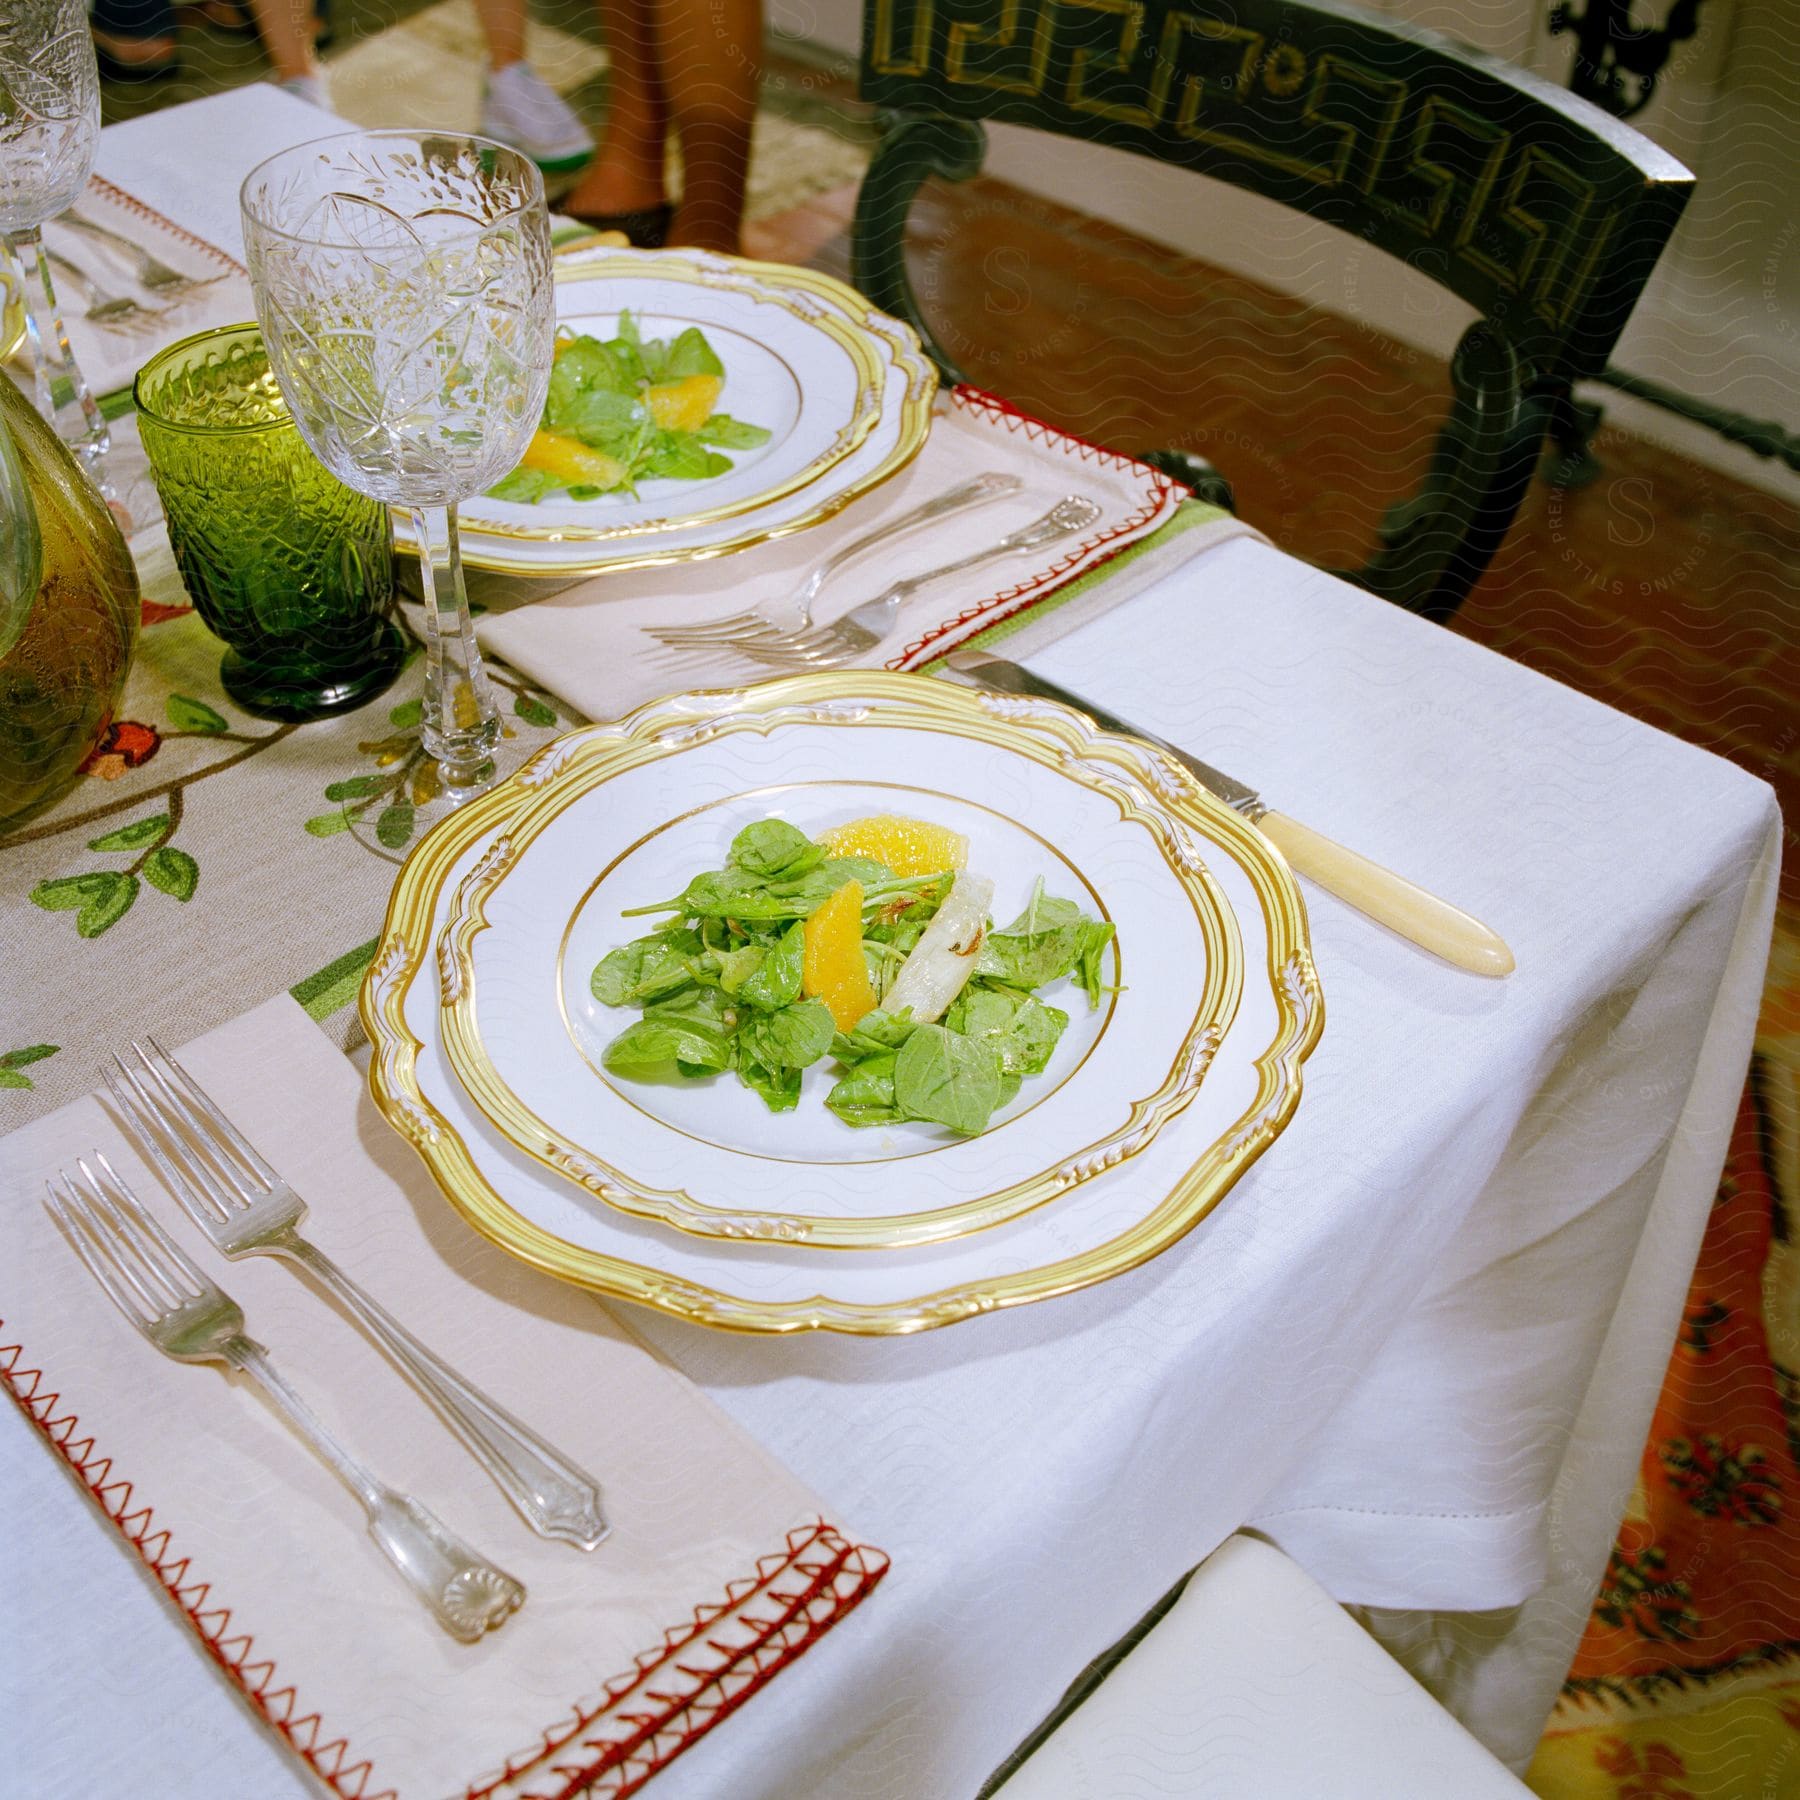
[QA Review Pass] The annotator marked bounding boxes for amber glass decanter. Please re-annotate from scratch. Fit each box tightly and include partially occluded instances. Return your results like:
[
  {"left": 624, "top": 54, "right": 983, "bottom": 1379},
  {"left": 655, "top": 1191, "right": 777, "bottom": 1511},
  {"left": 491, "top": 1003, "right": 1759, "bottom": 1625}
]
[{"left": 0, "top": 375, "right": 139, "bottom": 826}]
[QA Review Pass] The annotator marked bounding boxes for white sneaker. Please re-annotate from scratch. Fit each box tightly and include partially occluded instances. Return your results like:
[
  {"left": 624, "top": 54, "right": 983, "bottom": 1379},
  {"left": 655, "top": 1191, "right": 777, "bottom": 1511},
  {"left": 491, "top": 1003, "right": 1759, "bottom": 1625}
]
[
  {"left": 481, "top": 62, "right": 594, "bottom": 174},
  {"left": 277, "top": 71, "right": 333, "bottom": 114}
]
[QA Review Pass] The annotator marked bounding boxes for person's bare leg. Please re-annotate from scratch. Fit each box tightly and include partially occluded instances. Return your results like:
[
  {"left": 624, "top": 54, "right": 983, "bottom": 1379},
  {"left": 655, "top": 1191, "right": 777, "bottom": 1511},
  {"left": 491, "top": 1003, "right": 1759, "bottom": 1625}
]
[
  {"left": 472, "top": 0, "right": 526, "bottom": 70},
  {"left": 564, "top": 0, "right": 670, "bottom": 217},
  {"left": 91, "top": 24, "right": 178, "bottom": 65},
  {"left": 246, "top": 0, "right": 315, "bottom": 82},
  {"left": 656, "top": 0, "right": 759, "bottom": 253}
]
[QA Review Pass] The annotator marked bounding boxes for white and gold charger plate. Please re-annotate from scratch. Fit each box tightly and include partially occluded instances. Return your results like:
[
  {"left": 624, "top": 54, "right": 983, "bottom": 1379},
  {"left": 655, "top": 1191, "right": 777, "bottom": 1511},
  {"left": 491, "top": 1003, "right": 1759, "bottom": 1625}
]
[
  {"left": 362, "top": 674, "right": 1324, "bottom": 1335},
  {"left": 435, "top": 697, "right": 1242, "bottom": 1249},
  {"left": 395, "top": 249, "right": 936, "bottom": 578}
]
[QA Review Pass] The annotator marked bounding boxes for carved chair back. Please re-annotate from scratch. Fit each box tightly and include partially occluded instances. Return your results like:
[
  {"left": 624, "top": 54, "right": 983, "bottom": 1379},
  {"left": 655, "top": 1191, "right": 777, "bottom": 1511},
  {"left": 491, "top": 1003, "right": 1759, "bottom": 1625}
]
[{"left": 853, "top": 0, "right": 1693, "bottom": 615}]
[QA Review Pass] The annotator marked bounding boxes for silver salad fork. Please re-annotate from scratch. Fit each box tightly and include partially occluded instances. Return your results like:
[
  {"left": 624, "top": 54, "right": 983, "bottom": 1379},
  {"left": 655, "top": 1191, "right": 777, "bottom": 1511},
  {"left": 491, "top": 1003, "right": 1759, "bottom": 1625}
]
[
  {"left": 45, "top": 1154, "right": 525, "bottom": 1642},
  {"left": 107, "top": 1039, "right": 609, "bottom": 1551}
]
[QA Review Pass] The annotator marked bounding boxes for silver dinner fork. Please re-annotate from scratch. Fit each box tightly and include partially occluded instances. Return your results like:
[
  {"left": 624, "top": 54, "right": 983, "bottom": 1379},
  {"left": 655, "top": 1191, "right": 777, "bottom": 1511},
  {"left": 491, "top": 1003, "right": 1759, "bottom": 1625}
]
[
  {"left": 727, "top": 495, "right": 1104, "bottom": 672},
  {"left": 45, "top": 1154, "right": 525, "bottom": 1643},
  {"left": 60, "top": 211, "right": 227, "bottom": 303},
  {"left": 107, "top": 1039, "right": 609, "bottom": 1551},
  {"left": 44, "top": 247, "right": 167, "bottom": 333},
  {"left": 643, "top": 470, "right": 1024, "bottom": 657}
]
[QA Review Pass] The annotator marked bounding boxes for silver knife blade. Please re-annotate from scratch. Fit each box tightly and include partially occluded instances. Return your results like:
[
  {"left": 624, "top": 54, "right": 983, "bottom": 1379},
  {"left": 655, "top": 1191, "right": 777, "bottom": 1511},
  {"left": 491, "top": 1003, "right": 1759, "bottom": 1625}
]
[{"left": 941, "top": 650, "right": 1266, "bottom": 818}]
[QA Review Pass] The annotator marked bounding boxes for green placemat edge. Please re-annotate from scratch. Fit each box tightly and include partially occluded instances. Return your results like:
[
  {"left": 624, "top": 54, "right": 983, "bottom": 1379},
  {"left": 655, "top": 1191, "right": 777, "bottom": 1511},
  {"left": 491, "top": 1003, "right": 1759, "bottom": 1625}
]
[{"left": 942, "top": 497, "right": 1228, "bottom": 658}]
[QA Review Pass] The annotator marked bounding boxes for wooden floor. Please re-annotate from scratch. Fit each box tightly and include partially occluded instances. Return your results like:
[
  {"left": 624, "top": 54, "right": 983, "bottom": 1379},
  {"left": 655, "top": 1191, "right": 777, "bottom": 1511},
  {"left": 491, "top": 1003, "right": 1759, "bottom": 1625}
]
[{"left": 751, "top": 173, "right": 1800, "bottom": 904}]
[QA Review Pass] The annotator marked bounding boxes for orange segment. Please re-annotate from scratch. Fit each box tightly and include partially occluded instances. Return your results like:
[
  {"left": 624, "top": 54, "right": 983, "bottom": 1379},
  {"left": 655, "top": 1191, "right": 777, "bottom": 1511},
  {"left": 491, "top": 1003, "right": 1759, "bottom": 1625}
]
[
  {"left": 646, "top": 373, "right": 723, "bottom": 433},
  {"left": 519, "top": 428, "right": 627, "bottom": 491},
  {"left": 818, "top": 814, "right": 968, "bottom": 879},
  {"left": 802, "top": 879, "right": 876, "bottom": 1032}
]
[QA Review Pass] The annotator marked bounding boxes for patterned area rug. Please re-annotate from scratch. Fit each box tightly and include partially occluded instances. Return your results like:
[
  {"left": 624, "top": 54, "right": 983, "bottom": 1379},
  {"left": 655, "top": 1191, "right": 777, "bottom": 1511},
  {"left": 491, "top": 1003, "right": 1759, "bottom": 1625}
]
[{"left": 1527, "top": 915, "right": 1800, "bottom": 1797}]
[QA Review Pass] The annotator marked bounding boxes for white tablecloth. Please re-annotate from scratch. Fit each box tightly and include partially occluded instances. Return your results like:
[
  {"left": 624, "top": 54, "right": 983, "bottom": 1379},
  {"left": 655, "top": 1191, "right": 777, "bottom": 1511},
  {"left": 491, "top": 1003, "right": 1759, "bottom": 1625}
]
[{"left": 4, "top": 90, "right": 1781, "bottom": 1799}]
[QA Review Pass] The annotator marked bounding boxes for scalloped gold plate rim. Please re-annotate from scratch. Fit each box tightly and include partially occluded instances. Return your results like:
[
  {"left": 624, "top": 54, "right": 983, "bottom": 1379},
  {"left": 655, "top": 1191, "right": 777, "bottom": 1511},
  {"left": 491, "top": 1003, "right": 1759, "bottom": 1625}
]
[
  {"left": 437, "top": 719, "right": 1243, "bottom": 1250},
  {"left": 407, "top": 249, "right": 937, "bottom": 577},
  {"left": 360, "top": 672, "right": 1324, "bottom": 1335}
]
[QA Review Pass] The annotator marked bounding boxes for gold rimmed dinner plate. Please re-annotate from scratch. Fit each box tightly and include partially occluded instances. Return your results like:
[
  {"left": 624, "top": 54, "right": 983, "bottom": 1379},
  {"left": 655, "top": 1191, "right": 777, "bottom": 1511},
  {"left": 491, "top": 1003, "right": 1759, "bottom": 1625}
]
[
  {"left": 362, "top": 674, "right": 1323, "bottom": 1335},
  {"left": 435, "top": 715, "right": 1243, "bottom": 1249},
  {"left": 397, "top": 249, "right": 936, "bottom": 578}
]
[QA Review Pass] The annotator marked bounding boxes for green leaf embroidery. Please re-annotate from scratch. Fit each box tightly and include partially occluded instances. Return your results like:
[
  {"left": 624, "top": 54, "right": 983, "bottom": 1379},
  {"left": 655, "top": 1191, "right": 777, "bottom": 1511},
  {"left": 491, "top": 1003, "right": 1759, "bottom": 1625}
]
[
  {"left": 324, "top": 774, "right": 388, "bottom": 802},
  {"left": 166, "top": 693, "right": 229, "bottom": 733},
  {"left": 375, "top": 802, "right": 415, "bottom": 849},
  {"left": 388, "top": 697, "right": 423, "bottom": 729},
  {"left": 0, "top": 1043, "right": 58, "bottom": 1089},
  {"left": 87, "top": 813, "right": 171, "bottom": 852},
  {"left": 513, "top": 693, "right": 557, "bottom": 728},
  {"left": 143, "top": 846, "right": 199, "bottom": 902},
  {"left": 304, "top": 810, "right": 354, "bottom": 837},
  {"left": 30, "top": 873, "right": 110, "bottom": 911},
  {"left": 76, "top": 871, "right": 138, "bottom": 937}
]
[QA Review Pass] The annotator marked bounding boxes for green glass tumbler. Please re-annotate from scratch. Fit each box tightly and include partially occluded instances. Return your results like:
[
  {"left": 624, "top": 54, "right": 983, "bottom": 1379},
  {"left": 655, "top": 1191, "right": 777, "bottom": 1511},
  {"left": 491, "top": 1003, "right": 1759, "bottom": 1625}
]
[{"left": 135, "top": 323, "right": 405, "bottom": 721}]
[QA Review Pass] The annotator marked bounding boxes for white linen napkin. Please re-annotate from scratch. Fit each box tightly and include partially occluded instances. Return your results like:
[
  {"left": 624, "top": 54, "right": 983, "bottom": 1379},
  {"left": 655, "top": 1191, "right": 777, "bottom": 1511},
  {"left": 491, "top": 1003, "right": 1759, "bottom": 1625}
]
[
  {"left": 43, "top": 175, "right": 255, "bottom": 404},
  {"left": 0, "top": 995, "right": 887, "bottom": 1799},
  {"left": 472, "top": 387, "right": 1260, "bottom": 723}
]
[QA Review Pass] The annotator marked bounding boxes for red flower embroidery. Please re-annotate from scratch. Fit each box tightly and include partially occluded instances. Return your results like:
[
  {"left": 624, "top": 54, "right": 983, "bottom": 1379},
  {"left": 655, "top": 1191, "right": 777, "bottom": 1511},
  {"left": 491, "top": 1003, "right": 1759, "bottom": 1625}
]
[
  {"left": 1595, "top": 1737, "right": 1696, "bottom": 1798},
  {"left": 79, "top": 719, "right": 161, "bottom": 781}
]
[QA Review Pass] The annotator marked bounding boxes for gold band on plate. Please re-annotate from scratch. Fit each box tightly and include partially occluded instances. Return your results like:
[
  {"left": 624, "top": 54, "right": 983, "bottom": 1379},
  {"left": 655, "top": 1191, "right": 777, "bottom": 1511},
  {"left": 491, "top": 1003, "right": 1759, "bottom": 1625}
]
[
  {"left": 400, "top": 248, "right": 937, "bottom": 577},
  {"left": 461, "top": 266, "right": 884, "bottom": 543},
  {"left": 361, "top": 672, "right": 1324, "bottom": 1335},
  {"left": 438, "top": 747, "right": 1245, "bottom": 1249}
]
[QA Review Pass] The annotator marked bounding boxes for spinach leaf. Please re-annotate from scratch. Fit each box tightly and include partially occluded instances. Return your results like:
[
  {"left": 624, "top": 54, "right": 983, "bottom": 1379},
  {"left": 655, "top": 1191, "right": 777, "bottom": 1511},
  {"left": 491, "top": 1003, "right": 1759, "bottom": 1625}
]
[
  {"left": 546, "top": 337, "right": 633, "bottom": 416},
  {"left": 663, "top": 325, "right": 725, "bottom": 380},
  {"left": 943, "top": 985, "right": 1068, "bottom": 1077},
  {"left": 558, "top": 387, "right": 651, "bottom": 458},
  {"left": 892, "top": 1024, "right": 1004, "bottom": 1136},
  {"left": 617, "top": 309, "right": 658, "bottom": 380},
  {"left": 818, "top": 854, "right": 891, "bottom": 889},
  {"left": 826, "top": 1053, "right": 903, "bottom": 1127},
  {"left": 591, "top": 935, "right": 696, "bottom": 1007},
  {"left": 830, "top": 1007, "right": 916, "bottom": 1065},
  {"left": 741, "top": 921, "right": 803, "bottom": 1011},
  {"left": 698, "top": 413, "right": 773, "bottom": 449},
  {"left": 974, "top": 882, "right": 1090, "bottom": 990},
  {"left": 707, "top": 942, "right": 765, "bottom": 995},
  {"left": 601, "top": 986, "right": 736, "bottom": 1073},
  {"left": 730, "top": 819, "right": 822, "bottom": 880},
  {"left": 1074, "top": 919, "right": 1117, "bottom": 1008},
  {"left": 641, "top": 433, "right": 733, "bottom": 482},
  {"left": 740, "top": 997, "right": 836, "bottom": 1070},
  {"left": 487, "top": 465, "right": 562, "bottom": 503},
  {"left": 942, "top": 984, "right": 1016, "bottom": 1039},
  {"left": 738, "top": 1051, "right": 801, "bottom": 1113}
]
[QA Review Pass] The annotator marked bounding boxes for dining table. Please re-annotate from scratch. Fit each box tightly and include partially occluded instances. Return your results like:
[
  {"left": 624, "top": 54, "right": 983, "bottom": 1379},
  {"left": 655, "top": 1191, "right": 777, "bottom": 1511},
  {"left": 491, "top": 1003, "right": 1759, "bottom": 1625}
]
[{"left": 1, "top": 84, "right": 1783, "bottom": 1800}]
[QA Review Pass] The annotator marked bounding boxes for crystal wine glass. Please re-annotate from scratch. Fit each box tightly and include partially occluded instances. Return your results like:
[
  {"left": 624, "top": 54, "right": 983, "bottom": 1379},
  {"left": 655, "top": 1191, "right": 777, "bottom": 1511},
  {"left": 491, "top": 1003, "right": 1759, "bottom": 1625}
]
[
  {"left": 0, "top": 0, "right": 109, "bottom": 485},
  {"left": 240, "top": 131, "right": 554, "bottom": 798}
]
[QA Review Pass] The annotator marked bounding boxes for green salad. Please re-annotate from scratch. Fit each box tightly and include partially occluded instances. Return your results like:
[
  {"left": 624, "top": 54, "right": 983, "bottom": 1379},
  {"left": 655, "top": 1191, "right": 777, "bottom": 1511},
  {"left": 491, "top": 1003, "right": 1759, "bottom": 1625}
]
[
  {"left": 489, "top": 310, "right": 771, "bottom": 504},
  {"left": 590, "top": 817, "right": 1116, "bottom": 1138}
]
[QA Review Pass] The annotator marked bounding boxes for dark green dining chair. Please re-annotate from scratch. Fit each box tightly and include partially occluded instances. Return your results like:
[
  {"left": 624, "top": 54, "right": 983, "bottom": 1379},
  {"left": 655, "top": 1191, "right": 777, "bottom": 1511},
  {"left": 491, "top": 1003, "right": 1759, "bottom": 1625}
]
[{"left": 851, "top": 0, "right": 1694, "bottom": 620}]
